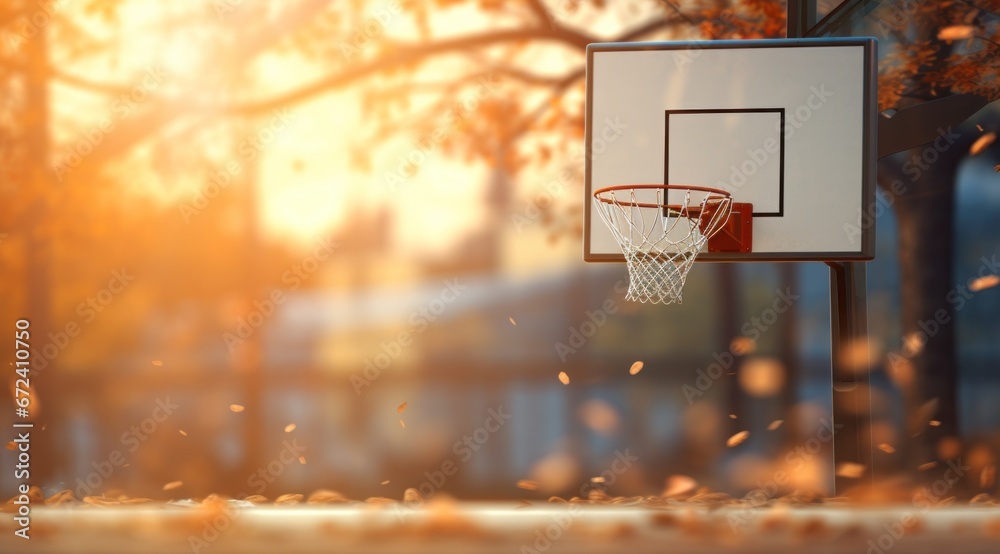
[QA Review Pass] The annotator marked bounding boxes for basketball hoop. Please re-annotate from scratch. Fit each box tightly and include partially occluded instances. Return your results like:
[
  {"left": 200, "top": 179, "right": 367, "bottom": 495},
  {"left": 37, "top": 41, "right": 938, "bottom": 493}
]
[{"left": 593, "top": 184, "right": 734, "bottom": 304}]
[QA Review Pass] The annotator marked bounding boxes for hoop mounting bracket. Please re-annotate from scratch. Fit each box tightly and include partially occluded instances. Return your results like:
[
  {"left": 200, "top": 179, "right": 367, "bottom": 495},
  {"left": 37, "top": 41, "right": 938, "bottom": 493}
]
[{"left": 704, "top": 202, "right": 753, "bottom": 253}]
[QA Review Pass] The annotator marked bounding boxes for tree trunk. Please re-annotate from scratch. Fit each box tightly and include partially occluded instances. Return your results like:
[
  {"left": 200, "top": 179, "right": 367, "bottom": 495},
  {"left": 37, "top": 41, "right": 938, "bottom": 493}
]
[
  {"left": 890, "top": 145, "right": 963, "bottom": 463},
  {"left": 24, "top": 0, "right": 58, "bottom": 487}
]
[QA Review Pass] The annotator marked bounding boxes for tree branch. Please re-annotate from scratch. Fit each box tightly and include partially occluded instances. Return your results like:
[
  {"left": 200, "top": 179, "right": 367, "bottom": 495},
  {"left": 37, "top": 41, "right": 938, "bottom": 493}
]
[
  {"left": 57, "top": 3, "right": 695, "bottom": 171},
  {"left": 51, "top": 70, "right": 135, "bottom": 96},
  {"left": 464, "top": 50, "right": 580, "bottom": 87},
  {"left": 523, "top": 0, "right": 552, "bottom": 26},
  {"left": 660, "top": 0, "right": 697, "bottom": 26},
  {"left": 59, "top": 0, "right": 335, "bottom": 171},
  {"left": 618, "top": 13, "right": 699, "bottom": 42},
  {"left": 231, "top": 12, "right": 693, "bottom": 117},
  {"left": 229, "top": 27, "right": 596, "bottom": 116},
  {"left": 507, "top": 67, "right": 585, "bottom": 141}
]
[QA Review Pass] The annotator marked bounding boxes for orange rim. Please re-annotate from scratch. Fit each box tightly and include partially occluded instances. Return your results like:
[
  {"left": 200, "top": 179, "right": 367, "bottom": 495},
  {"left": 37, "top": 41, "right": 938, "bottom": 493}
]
[{"left": 593, "top": 184, "right": 732, "bottom": 218}]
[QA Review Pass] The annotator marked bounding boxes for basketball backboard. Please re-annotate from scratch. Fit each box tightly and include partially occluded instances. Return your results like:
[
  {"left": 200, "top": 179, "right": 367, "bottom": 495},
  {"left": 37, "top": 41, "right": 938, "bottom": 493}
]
[{"left": 583, "top": 38, "right": 877, "bottom": 263}]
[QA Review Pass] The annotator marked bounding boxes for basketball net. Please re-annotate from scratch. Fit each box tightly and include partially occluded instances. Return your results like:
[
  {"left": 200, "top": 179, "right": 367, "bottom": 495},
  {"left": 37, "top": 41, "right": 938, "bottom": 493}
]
[{"left": 593, "top": 185, "right": 733, "bottom": 304}]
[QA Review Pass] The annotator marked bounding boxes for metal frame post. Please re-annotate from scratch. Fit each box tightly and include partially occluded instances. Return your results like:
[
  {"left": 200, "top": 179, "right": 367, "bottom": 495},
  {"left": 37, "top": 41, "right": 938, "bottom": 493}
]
[
  {"left": 827, "top": 261, "right": 875, "bottom": 493},
  {"left": 789, "top": 0, "right": 874, "bottom": 495},
  {"left": 787, "top": 0, "right": 816, "bottom": 39}
]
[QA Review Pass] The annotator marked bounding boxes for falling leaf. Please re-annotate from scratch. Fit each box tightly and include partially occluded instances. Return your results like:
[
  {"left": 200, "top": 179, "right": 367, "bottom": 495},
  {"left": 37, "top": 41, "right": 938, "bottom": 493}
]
[
  {"left": 662, "top": 475, "right": 697, "bottom": 497},
  {"left": 918, "top": 461, "right": 938, "bottom": 471},
  {"left": 629, "top": 361, "right": 644, "bottom": 375},
  {"left": 978, "top": 124, "right": 985, "bottom": 132},
  {"left": 229, "top": 404, "right": 245, "bottom": 413},
  {"left": 729, "top": 414, "right": 738, "bottom": 419},
  {"left": 399, "top": 419, "right": 406, "bottom": 429},
  {"left": 178, "top": 430, "right": 187, "bottom": 437},
  {"left": 981, "top": 465, "right": 996, "bottom": 488},
  {"left": 842, "top": 338, "right": 879, "bottom": 373},
  {"left": 558, "top": 371, "right": 570, "bottom": 385},
  {"left": 929, "top": 420, "right": 942, "bottom": 427},
  {"left": 381, "top": 480, "right": 390, "bottom": 485},
  {"left": 937, "top": 437, "right": 962, "bottom": 459},
  {"left": 767, "top": 420, "right": 784, "bottom": 431},
  {"left": 836, "top": 462, "right": 866, "bottom": 478},
  {"left": 516, "top": 479, "right": 540, "bottom": 491},
  {"left": 284, "top": 423, "right": 296, "bottom": 433},
  {"left": 902, "top": 332, "right": 926, "bottom": 356},
  {"left": 529, "top": 453, "right": 579, "bottom": 493},
  {"left": 397, "top": 402, "right": 407, "bottom": 414},
  {"left": 509, "top": 317, "right": 517, "bottom": 326},
  {"left": 298, "top": 456, "right": 307, "bottom": 464},
  {"left": 727, "top": 431, "right": 750, "bottom": 447},
  {"left": 5, "top": 441, "right": 16, "bottom": 450},
  {"left": 878, "top": 443, "right": 896, "bottom": 454},
  {"left": 994, "top": 164, "right": 1000, "bottom": 173},
  {"left": 590, "top": 476, "right": 605, "bottom": 484},
  {"left": 578, "top": 399, "right": 620, "bottom": 435},
  {"left": 162, "top": 481, "right": 183, "bottom": 491},
  {"left": 730, "top": 336, "right": 757, "bottom": 356},
  {"left": 971, "top": 132, "right": 996, "bottom": 155},
  {"left": 910, "top": 398, "right": 939, "bottom": 435},
  {"left": 937, "top": 25, "right": 975, "bottom": 41},
  {"left": 970, "top": 274, "right": 1000, "bottom": 292},
  {"left": 739, "top": 358, "right": 785, "bottom": 397},
  {"left": 151, "top": 360, "right": 163, "bottom": 366}
]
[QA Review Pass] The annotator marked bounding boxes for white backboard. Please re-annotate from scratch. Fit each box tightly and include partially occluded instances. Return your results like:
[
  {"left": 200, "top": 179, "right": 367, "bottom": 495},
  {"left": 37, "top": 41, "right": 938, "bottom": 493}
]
[{"left": 584, "top": 38, "right": 876, "bottom": 262}]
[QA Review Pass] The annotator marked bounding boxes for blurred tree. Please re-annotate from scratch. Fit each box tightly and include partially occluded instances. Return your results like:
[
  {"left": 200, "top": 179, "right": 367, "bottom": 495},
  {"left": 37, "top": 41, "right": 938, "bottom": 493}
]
[
  {"left": 1, "top": 0, "right": 60, "bottom": 486},
  {"left": 865, "top": 1, "right": 1000, "bottom": 468},
  {"left": 0, "top": 0, "right": 319, "bottom": 488}
]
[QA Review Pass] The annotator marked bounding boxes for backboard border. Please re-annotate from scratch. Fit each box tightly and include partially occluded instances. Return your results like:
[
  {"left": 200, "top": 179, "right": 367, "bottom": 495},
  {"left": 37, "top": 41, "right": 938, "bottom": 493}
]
[{"left": 583, "top": 37, "right": 877, "bottom": 263}]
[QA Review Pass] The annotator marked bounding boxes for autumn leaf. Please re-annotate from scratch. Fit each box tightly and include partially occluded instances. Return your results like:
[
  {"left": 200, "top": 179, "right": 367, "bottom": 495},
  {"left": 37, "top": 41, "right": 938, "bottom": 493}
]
[
  {"left": 726, "top": 431, "right": 749, "bottom": 447},
  {"left": 937, "top": 25, "right": 975, "bottom": 41},
  {"left": 971, "top": 132, "right": 996, "bottom": 156}
]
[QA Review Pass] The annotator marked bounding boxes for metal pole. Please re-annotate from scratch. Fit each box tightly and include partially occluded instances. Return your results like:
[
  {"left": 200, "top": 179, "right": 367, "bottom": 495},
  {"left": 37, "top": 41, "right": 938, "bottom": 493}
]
[
  {"left": 827, "top": 261, "right": 875, "bottom": 493},
  {"left": 786, "top": 0, "right": 815, "bottom": 39},
  {"left": 788, "top": 1, "right": 873, "bottom": 495}
]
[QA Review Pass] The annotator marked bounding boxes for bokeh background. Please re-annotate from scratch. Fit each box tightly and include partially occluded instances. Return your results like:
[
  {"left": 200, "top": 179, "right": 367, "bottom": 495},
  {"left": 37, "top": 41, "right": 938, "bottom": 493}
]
[{"left": 1, "top": 0, "right": 999, "bottom": 503}]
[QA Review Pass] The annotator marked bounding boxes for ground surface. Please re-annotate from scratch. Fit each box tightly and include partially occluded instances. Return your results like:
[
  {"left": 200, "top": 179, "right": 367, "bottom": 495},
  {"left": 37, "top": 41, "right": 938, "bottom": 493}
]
[{"left": 2, "top": 502, "right": 999, "bottom": 554}]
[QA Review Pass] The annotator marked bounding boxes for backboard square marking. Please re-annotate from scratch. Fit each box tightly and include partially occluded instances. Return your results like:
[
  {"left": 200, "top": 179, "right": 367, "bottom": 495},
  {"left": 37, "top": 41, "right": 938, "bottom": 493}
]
[{"left": 665, "top": 108, "right": 785, "bottom": 217}]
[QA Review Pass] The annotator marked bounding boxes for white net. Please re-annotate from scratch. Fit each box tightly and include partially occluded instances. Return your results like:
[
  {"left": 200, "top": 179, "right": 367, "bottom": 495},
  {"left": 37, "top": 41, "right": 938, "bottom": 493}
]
[{"left": 594, "top": 186, "right": 733, "bottom": 304}]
